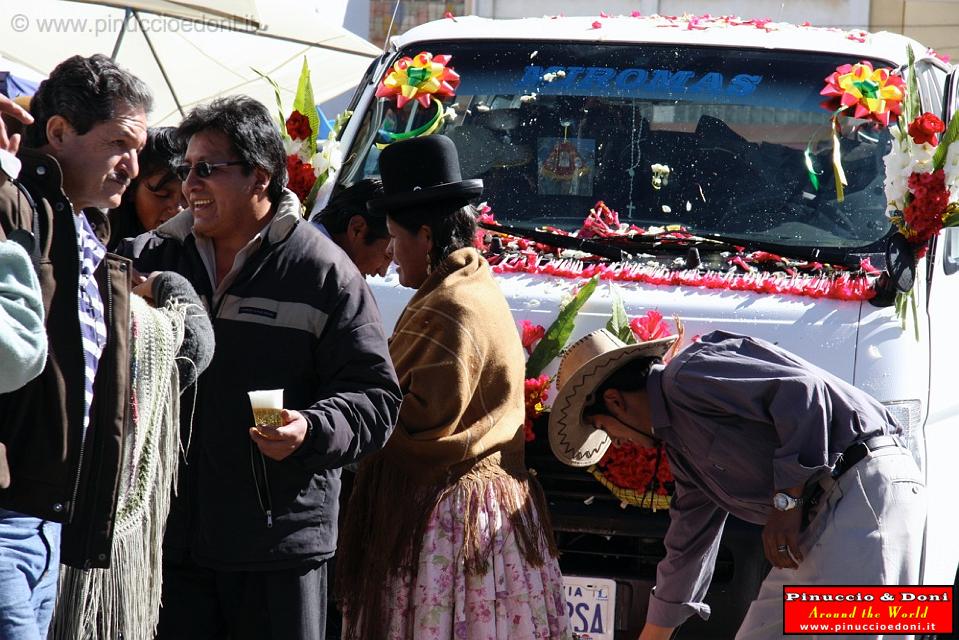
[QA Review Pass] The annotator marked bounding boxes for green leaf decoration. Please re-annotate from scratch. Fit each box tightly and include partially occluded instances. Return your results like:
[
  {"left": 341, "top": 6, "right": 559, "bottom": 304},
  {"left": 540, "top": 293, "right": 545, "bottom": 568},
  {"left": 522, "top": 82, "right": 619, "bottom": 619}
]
[
  {"left": 303, "top": 168, "right": 326, "bottom": 213},
  {"left": 252, "top": 67, "right": 289, "bottom": 141},
  {"left": 934, "top": 107, "right": 959, "bottom": 168},
  {"left": 525, "top": 276, "right": 598, "bottom": 378},
  {"left": 905, "top": 45, "right": 921, "bottom": 124},
  {"left": 910, "top": 289, "right": 920, "bottom": 342},
  {"left": 293, "top": 57, "right": 320, "bottom": 157},
  {"left": 943, "top": 204, "right": 959, "bottom": 228},
  {"left": 605, "top": 284, "right": 636, "bottom": 344},
  {"left": 333, "top": 110, "right": 354, "bottom": 137}
]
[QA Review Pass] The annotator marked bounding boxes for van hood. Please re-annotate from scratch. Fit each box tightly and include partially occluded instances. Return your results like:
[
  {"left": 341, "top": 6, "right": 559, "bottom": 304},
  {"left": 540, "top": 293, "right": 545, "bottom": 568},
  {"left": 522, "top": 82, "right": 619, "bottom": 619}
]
[{"left": 369, "top": 269, "right": 863, "bottom": 384}]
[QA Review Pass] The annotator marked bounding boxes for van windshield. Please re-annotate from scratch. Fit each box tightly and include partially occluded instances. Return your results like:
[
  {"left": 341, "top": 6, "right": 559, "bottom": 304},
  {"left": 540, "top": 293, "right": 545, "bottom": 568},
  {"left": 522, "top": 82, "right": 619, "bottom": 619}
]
[{"left": 344, "top": 41, "right": 897, "bottom": 251}]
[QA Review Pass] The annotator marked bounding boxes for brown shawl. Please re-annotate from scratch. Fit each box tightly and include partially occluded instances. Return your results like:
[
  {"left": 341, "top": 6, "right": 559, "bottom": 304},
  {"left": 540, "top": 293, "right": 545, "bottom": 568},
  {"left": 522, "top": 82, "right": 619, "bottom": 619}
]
[{"left": 336, "top": 248, "right": 557, "bottom": 639}]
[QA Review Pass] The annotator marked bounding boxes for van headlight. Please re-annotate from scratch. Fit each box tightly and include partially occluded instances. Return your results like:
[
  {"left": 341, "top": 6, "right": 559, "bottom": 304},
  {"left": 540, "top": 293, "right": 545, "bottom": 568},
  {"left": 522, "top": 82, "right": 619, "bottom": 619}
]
[{"left": 881, "top": 400, "right": 924, "bottom": 474}]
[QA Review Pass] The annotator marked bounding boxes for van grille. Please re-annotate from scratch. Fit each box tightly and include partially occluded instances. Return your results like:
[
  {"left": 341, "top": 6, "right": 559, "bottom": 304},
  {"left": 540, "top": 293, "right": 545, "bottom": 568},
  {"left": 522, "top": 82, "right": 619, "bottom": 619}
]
[{"left": 527, "top": 434, "right": 735, "bottom": 582}]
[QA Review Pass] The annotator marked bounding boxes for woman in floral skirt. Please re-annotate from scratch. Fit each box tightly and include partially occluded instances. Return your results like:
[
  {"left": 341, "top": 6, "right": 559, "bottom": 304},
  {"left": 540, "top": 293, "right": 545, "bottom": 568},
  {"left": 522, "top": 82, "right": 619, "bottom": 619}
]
[{"left": 336, "top": 135, "right": 570, "bottom": 640}]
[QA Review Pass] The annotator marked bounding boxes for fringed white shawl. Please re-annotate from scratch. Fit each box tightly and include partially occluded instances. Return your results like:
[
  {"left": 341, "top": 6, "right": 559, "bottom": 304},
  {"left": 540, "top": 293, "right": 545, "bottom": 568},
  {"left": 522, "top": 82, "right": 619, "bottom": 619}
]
[{"left": 52, "top": 294, "right": 186, "bottom": 640}]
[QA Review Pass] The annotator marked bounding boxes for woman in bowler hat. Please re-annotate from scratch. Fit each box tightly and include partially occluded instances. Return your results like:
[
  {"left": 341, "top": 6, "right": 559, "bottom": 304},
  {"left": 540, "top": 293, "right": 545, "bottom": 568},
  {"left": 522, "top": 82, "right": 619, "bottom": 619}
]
[{"left": 336, "top": 135, "right": 571, "bottom": 640}]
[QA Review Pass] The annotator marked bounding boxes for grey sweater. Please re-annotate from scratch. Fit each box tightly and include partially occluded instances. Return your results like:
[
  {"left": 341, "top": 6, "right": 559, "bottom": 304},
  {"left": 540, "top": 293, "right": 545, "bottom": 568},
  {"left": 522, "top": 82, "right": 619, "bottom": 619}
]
[
  {"left": 150, "top": 271, "right": 214, "bottom": 390},
  {"left": 0, "top": 240, "right": 47, "bottom": 394}
]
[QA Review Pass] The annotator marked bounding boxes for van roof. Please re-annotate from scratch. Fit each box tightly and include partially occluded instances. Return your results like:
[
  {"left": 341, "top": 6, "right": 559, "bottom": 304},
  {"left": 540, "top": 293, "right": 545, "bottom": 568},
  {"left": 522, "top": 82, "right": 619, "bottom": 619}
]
[{"left": 392, "top": 15, "right": 939, "bottom": 67}]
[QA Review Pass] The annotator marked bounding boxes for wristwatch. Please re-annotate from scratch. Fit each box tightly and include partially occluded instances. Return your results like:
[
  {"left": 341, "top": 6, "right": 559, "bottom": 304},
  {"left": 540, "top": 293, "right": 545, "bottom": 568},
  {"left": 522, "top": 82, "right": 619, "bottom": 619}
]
[{"left": 773, "top": 492, "right": 803, "bottom": 511}]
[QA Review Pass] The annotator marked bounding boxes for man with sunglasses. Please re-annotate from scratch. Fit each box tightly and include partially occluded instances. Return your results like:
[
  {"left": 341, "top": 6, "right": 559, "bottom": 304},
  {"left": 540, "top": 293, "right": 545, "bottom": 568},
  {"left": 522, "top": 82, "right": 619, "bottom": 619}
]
[
  {"left": 121, "top": 95, "right": 402, "bottom": 640},
  {"left": 0, "top": 55, "right": 153, "bottom": 638}
]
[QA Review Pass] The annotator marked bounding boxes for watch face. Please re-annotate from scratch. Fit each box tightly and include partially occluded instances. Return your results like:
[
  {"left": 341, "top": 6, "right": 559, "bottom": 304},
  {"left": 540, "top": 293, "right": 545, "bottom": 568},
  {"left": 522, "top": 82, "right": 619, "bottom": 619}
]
[{"left": 774, "top": 493, "right": 792, "bottom": 510}]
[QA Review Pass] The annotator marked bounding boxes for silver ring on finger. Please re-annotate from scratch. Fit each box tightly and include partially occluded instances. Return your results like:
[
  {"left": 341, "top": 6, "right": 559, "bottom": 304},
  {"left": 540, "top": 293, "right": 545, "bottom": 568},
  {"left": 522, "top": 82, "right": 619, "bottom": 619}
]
[{"left": 777, "top": 545, "right": 788, "bottom": 552}]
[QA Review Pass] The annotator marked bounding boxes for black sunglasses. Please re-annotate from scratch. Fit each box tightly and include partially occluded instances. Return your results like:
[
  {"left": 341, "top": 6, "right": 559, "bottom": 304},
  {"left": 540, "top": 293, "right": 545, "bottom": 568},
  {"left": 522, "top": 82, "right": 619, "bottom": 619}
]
[{"left": 174, "top": 160, "right": 246, "bottom": 181}]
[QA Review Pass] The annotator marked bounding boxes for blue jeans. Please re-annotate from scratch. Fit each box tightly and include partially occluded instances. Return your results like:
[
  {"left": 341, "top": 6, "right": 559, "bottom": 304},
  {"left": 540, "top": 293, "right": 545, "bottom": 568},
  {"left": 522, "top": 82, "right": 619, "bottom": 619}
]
[{"left": 0, "top": 508, "right": 61, "bottom": 640}]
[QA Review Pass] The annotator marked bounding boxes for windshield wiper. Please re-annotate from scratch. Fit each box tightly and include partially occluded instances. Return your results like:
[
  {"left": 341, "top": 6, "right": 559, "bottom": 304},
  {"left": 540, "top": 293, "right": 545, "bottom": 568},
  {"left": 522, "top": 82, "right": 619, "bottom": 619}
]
[
  {"left": 612, "top": 230, "right": 858, "bottom": 268},
  {"left": 478, "top": 221, "right": 636, "bottom": 262},
  {"left": 481, "top": 221, "right": 859, "bottom": 268}
]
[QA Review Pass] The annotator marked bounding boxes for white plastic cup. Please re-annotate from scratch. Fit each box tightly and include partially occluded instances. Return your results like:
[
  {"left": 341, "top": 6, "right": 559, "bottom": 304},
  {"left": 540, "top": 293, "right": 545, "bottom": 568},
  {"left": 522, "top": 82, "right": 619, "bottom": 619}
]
[{"left": 248, "top": 389, "right": 284, "bottom": 428}]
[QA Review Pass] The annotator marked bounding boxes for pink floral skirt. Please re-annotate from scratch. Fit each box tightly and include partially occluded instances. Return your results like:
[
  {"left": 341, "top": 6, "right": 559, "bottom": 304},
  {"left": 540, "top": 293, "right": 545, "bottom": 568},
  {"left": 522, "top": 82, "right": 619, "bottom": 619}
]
[{"left": 367, "top": 479, "right": 572, "bottom": 640}]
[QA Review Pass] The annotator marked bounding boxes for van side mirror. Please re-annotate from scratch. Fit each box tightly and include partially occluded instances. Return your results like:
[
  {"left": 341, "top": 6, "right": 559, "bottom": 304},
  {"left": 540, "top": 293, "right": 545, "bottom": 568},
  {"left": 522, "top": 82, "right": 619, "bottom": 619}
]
[
  {"left": 943, "top": 227, "right": 959, "bottom": 275},
  {"left": 871, "top": 232, "right": 916, "bottom": 306}
]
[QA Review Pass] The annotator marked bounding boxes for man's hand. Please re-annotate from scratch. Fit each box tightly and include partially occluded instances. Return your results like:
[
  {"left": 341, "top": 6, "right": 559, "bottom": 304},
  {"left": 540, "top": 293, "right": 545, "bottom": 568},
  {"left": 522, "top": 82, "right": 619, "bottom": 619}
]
[
  {"left": 0, "top": 95, "right": 34, "bottom": 155},
  {"left": 639, "top": 622, "right": 676, "bottom": 640},
  {"left": 131, "top": 271, "right": 159, "bottom": 303},
  {"left": 250, "top": 409, "right": 309, "bottom": 461},
  {"left": 763, "top": 506, "right": 803, "bottom": 569}
]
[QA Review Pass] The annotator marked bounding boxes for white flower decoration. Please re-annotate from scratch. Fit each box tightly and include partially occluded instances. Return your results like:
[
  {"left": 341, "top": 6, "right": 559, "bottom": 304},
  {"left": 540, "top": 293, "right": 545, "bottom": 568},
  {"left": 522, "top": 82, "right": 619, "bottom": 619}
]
[
  {"left": 883, "top": 136, "right": 939, "bottom": 213},
  {"left": 943, "top": 142, "right": 959, "bottom": 202},
  {"left": 283, "top": 137, "right": 305, "bottom": 158},
  {"left": 310, "top": 134, "right": 343, "bottom": 179}
]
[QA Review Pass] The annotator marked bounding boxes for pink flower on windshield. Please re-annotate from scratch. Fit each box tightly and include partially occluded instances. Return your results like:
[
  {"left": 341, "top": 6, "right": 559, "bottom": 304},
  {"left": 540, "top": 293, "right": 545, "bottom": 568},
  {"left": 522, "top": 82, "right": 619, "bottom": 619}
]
[
  {"left": 476, "top": 204, "right": 495, "bottom": 225},
  {"left": 520, "top": 320, "right": 546, "bottom": 355},
  {"left": 630, "top": 310, "right": 671, "bottom": 342},
  {"left": 859, "top": 257, "right": 881, "bottom": 275}
]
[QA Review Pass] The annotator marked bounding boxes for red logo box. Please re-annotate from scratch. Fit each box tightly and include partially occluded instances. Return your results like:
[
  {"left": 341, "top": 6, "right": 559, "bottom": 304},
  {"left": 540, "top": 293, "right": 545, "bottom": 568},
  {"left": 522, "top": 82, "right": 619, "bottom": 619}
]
[{"left": 783, "top": 586, "right": 954, "bottom": 635}]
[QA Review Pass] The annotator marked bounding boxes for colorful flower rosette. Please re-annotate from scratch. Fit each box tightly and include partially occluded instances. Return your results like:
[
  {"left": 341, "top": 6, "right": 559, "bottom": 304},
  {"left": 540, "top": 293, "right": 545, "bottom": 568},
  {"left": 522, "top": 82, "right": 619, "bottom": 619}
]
[
  {"left": 820, "top": 61, "right": 905, "bottom": 126},
  {"left": 814, "top": 61, "right": 905, "bottom": 202},
  {"left": 375, "top": 52, "right": 459, "bottom": 148}
]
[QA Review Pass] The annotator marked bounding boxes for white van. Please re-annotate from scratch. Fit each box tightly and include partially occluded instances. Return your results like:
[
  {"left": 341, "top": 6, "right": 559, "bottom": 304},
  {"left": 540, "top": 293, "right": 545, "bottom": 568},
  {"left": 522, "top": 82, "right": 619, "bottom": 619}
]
[{"left": 330, "top": 14, "right": 959, "bottom": 638}]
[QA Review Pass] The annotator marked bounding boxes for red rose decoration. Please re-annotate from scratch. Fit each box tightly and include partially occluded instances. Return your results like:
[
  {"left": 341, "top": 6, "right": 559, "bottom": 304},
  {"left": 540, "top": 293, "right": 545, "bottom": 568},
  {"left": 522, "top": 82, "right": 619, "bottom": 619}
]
[
  {"left": 285, "top": 111, "right": 312, "bottom": 141},
  {"left": 907, "top": 113, "right": 946, "bottom": 146},
  {"left": 286, "top": 155, "right": 316, "bottom": 202}
]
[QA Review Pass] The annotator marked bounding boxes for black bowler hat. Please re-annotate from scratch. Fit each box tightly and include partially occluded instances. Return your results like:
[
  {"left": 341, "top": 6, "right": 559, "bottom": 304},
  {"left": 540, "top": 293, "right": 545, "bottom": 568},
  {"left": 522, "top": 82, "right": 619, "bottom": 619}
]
[{"left": 367, "top": 135, "right": 483, "bottom": 214}]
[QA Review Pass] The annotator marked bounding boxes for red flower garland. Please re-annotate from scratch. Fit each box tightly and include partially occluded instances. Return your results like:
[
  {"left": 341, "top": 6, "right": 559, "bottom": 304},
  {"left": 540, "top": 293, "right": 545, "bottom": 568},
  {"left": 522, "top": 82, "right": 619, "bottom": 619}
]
[
  {"left": 481, "top": 200, "right": 876, "bottom": 301},
  {"left": 596, "top": 442, "right": 672, "bottom": 496},
  {"left": 492, "top": 256, "right": 877, "bottom": 302}
]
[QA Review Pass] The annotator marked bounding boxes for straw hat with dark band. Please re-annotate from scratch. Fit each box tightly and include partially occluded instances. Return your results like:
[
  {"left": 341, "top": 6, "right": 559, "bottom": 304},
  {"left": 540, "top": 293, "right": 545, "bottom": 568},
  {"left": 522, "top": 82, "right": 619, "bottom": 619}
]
[{"left": 548, "top": 329, "right": 677, "bottom": 467}]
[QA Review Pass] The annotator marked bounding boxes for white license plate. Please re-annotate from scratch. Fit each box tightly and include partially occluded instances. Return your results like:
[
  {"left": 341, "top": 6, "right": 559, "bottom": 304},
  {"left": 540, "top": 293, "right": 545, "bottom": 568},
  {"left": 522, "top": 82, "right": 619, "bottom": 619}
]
[{"left": 563, "top": 575, "right": 616, "bottom": 639}]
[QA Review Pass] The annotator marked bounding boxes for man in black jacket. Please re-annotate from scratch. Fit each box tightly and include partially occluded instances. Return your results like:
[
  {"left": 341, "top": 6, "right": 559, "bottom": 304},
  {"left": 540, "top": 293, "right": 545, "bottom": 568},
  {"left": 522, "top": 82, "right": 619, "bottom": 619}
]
[
  {"left": 0, "top": 56, "right": 152, "bottom": 638},
  {"left": 122, "top": 96, "right": 402, "bottom": 640}
]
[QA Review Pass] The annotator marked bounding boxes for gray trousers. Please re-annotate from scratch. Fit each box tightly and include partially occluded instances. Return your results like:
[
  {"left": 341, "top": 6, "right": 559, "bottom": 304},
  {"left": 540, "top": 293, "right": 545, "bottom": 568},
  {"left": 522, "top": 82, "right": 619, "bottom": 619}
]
[{"left": 735, "top": 445, "right": 926, "bottom": 640}]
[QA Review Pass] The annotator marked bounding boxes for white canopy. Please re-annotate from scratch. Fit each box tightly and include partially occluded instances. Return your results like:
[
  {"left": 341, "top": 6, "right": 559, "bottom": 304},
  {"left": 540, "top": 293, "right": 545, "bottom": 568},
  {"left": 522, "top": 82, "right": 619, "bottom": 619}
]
[
  {"left": 0, "top": 0, "right": 381, "bottom": 125},
  {"left": 73, "top": 0, "right": 263, "bottom": 28}
]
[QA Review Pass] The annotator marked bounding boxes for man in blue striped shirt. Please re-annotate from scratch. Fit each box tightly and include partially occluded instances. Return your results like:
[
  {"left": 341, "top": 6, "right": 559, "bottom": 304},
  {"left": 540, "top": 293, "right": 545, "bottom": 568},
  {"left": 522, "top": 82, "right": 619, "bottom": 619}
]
[
  {"left": 0, "top": 55, "right": 151, "bottom": 639},
  {"left": 74, "top": 213, "right": 108, "bottom": 436}
]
